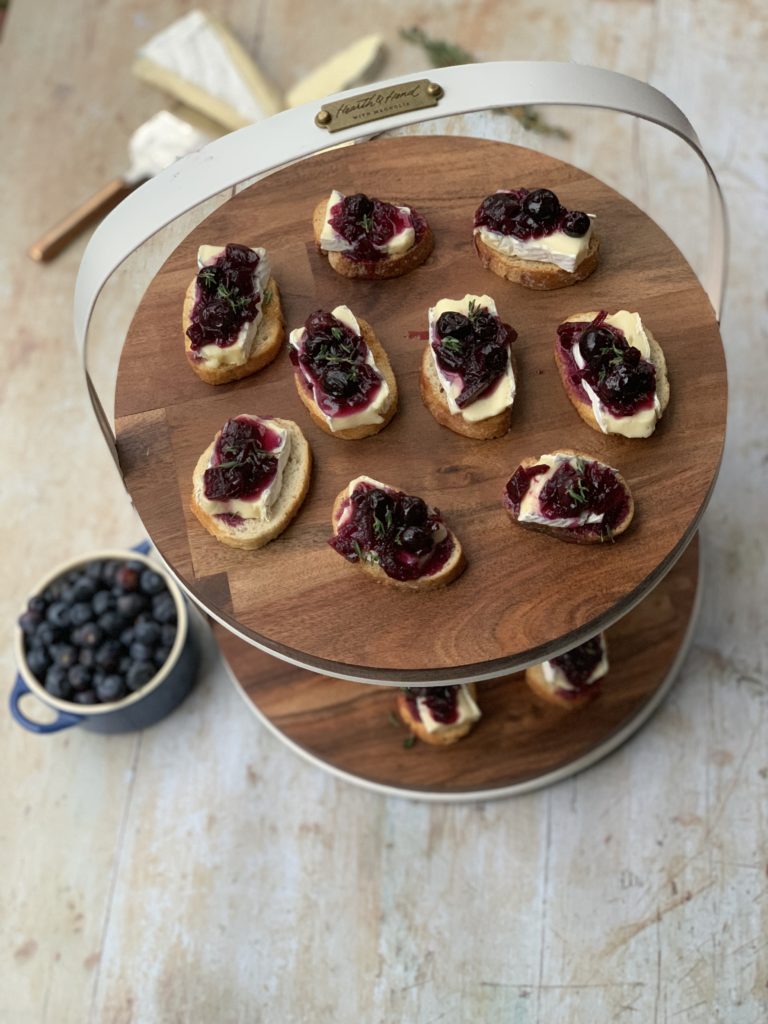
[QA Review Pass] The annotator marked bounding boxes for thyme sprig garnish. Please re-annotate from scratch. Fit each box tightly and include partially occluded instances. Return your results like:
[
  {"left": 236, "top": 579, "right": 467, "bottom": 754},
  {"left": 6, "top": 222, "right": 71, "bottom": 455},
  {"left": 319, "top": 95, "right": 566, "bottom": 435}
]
[
  {"left": 399, "top": 27, "right": 569, "bottom": 138},
  {"left": 361, "top": 213, "right": 373, "bottom": 233},
  {"left": 441, "top": 336, "right": 463, "bottom": 354},
  {"left": 198, "top": 266, "right": 217, "bottom": 289},
  {"left": 566, "top": 480, "right": 589, "bottom": 506}
]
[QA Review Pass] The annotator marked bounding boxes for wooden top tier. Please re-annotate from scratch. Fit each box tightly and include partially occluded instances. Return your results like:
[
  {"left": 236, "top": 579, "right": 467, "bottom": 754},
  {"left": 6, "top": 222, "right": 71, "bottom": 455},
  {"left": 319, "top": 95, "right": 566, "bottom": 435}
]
[{"left": 115, "top": 136, "right": 725, "bottom": 683}]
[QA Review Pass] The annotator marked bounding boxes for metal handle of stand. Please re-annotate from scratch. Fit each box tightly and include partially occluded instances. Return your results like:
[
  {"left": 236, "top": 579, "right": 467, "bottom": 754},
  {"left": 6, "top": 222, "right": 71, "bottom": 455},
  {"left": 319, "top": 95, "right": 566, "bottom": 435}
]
[{"left": 74, "top": 61, "right": 728, "bottom": 461}]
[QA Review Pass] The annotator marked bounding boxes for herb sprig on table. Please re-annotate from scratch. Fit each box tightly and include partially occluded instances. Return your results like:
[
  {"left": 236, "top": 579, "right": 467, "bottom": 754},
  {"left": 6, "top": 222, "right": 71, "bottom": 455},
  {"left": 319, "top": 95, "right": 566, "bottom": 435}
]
[{"left": 399, "top": 27, "right": 570, "bottom": 139}]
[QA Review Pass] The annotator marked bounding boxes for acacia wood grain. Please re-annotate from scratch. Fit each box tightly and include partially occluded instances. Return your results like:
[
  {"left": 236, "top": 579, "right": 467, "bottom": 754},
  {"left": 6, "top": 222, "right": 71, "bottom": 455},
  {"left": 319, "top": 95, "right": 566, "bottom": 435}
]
[
  {"left": 115, "top": 136, "right": 726, "bottom": 680},
  {"left": 216, "top": 537, "right": 699, "bottom": 795}
]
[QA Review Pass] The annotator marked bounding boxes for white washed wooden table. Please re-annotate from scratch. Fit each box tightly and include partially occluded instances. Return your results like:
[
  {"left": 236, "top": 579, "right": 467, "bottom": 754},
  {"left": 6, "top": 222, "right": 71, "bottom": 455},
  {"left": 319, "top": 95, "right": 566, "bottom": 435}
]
[{"left": 1, "top": 2, "right": 766, "bottom": 1021}]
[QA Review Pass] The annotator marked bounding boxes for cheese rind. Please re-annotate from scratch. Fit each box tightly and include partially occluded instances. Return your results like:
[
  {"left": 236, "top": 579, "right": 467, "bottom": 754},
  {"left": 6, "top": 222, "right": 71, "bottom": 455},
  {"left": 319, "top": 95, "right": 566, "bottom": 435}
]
[
  {"left": 475, "top": 218, "right": 594, "bottom": 272},
  {"left": 427, "top": 294, "right": 516, "bottom": 423}
]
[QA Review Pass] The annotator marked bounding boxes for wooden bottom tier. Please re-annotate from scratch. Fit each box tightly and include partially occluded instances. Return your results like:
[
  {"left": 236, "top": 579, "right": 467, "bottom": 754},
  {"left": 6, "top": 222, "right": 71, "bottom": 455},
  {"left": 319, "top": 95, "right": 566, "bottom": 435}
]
[{"left": 215, "top": 537, "right": 700, "bottom": 801}]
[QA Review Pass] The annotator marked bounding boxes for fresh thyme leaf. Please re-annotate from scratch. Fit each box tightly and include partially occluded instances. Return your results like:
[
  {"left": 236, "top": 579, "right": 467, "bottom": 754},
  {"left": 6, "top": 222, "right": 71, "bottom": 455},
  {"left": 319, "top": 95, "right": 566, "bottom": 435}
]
[
  {"left": 574, "top": 457, "right": 586, "bottom": 475},
  {"left": 216, "top": 459, "right": 240, "bottom": 470},
  {"left": 566, "top": 486, "right": 587, "bottom": 506},
  {"left": 361, "top": 214, "right": 373, "bottom": 233},
  {"left": 372, "top": 517, "right": 386, "bottom": 540},
  {"left": 598, "top": 365, "right": 607, "bottom": 384},
  {"left": 399, "top": 26, "right": 569, "bottom": 138},
  {"left": 198, "top": 267, "right": 217, "bottom": 287},
  {"left": 262, "top": 288, "right": 272, "bottom": 306},
  {"left": 441, "top": 336, "right": 463, "bottom": 353},
  {"left": 467, "top": 298, "right": 478, "bottom": 318},
  {"left": 403, "top": 734, "right": 417, "bottom": 749},
  {"left": 352, "top": 540, "right": 365, "bottom": 562},
  {"left": 331, "top": 327, "right": 343, "bottom": 341},
  {"left": 385, "top": 506, "right": 394, "bottom": 532}
]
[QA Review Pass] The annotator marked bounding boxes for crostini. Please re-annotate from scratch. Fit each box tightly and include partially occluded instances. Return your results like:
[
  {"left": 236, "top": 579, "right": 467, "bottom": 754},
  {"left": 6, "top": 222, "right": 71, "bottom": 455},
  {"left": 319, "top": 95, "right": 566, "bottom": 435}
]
[
  {"left": 503, "top": 451, "right": 634, "bottom": 544},
  {"left": 396, "top": 684, "right": 481, "bottom": 745},
  {"left": 473, "top": 187, "right": 599, "bottom": 289},
  {"left": 555, "top": 310, "right": 669, "bottom": 438},
  {"left": 328, "top": 476, "right": 465, "bottom": 590},
  {"left": 526, "top": 634, "right": 609, "bottom": 709},
  {"left": 183, "top": 243, "right": 284, "bottom": 384},
  {"left": 313, "top": 190, "right": 433, "bottom": 279},
  {"left": 421, "top": 293, "right": 518, "bottom": 439},
  {"left": 191, "top": 414, "right": 311, "bottom": 549},
  {"left": 288, "top": 305, "right": 397, "bottom": 439}
]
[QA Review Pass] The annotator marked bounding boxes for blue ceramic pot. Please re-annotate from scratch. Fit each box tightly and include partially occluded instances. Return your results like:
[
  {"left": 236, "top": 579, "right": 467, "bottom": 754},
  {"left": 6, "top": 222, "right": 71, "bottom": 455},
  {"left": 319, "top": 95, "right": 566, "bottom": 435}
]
[{"left": 10, "top": 548, "right": 199, "bottom": 734}]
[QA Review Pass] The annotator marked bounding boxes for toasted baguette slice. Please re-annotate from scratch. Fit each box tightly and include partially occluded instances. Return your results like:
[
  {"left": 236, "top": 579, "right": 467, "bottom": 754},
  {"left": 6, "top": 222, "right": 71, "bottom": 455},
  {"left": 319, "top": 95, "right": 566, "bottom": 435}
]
[
  {"left": 474, "top": 230, "right": 599, "bottom": 290},
  {"left": 504, "top": 450, "right": 634, "bottom": 545},
  {"left": 183, "top": 276, "right": 285, "bottom": 385},
  {"left": 292, "top": 316, "right": 398, "bottom": 440},
  {"left": 525, "top": 664, "right": 601, "bottom": 709},
  {"left": 330, "top": 482, "right": 465, "bottom": 591},
  {"left": 555, "top": 311, "right": 670, "bottom": 436},
  {"left": 312, "top": 198, "right": 434, "bottom": 279},
  {"left": 419, "top": 345, "right": 516, "bottom": 440},
  {"left": 191, "top": 418, "right": 311, "bottom": 550},
  {"left": 396, "top": 684, "right": 480, "bottom": 745}
]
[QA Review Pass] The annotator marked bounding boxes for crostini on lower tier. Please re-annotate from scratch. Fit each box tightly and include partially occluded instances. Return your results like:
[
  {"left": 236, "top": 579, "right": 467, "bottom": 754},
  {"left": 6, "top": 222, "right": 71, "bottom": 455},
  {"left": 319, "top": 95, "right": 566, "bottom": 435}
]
[
  {"left": 328, "top": 476, "right": 465, "bottom": 589},
  {"left": 288, "top": 305, "right": 397, "bottom": 439},
  {"left": 473, "top": 187, "right": 599, "bottom": 289},
  {"left": 183, "top": 243, "right": 284, "bottom": 384},
  {"left": 313, "top": 189, "right": 433, "bottom": 279},
  {"left": 421, "top": 293, "right": 518, "bottom": 439},
  {"left": 555, "top": 310, "right": 670, "bottom": 438},
  {"left": 396, "top": 684, "right": 481, "bottom": 745},
  {"left": 503, "top": 451, "right": 634, "bottom": 544},
  {"left": 526, "top": 634, "right": 609, "bottom": 709},
  {"left": 190, "top": 414, "right": 311, "bottom": 550}
]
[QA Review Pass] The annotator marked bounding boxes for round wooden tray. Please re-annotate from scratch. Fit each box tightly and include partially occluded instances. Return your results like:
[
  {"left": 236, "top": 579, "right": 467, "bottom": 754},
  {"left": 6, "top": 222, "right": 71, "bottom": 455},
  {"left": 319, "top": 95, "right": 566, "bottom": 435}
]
[
  {"left": 115, "top": 136, "right": 725, "bottom": 683},
  {"left": 216, "top": 536, "right": 700, "bottom": 800}
]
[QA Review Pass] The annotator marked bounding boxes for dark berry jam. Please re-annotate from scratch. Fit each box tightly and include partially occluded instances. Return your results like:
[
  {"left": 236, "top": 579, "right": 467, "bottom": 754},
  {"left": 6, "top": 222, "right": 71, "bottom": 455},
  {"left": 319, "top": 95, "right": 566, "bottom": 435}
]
[
  {"left": 474, "top": 187, "right": 590, "bottom": 240},
  {"left": 557, "top": 312, "right": 656, "bottom": 417},
  {"left": 203, "top": 416, "right": 281, "bottom": 503},
  {"left": 329, "top": 480, "right": 453, "bottom": 582},
  {"left": 327, "top": 192, "right": 425, "bottom": 263},
  {"left": 290, "top": 310, "right": 384, "bottom": 419},
  {"left": 187, "top": 244, "right": 264, "bottom": 351},
  {"left": 431, "top": 300, "right": 517, "bottom": 408},
  {"left": 550, "top": 636, "right": 605, "bottom": 694},
  {"left": 404, "top": 686, "right": 461, "bottom": 725},
  {"left": 505, "top": 456, "right": 630, "bottom": 539}
]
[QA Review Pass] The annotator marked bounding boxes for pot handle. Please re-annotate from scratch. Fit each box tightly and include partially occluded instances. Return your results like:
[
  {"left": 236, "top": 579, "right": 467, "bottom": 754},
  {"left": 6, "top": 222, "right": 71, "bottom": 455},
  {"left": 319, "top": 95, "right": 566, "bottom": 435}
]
[{"left": 9, "top": 675, "right": 84, "bottom": 734}]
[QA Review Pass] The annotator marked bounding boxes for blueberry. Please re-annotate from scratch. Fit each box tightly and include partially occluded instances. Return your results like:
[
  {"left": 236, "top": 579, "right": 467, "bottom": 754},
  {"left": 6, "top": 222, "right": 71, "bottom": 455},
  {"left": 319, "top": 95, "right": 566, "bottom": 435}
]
[
  {"left": 70, "top": 602, "right": 93, "bottom": 627},
  {"left": 92, "top": 590, "right": 113, "bottom": 616},
  {"left": 95, "top": 641, "right": 122, "bottom": 671},
  {"left": 153, "top": 646, "right": 172, "bottom": 668},
  {"left": 28, "top": 595, "right": 47, "bottom": 615},
  {"left": 115, "top": 565, "right": 140, "bottom": 592},
  {"left": 139, "top": 570, "right": 165, "bottom": 596},
  {"left": 68, "top": 664, "right": 92, "bottom": 692},
  {"left": 134, "top": 620, "right": 160, "bottom": 645},
  {"left": 127, "top": 662, "right": 156, "bottom": 691},
  {"left": 74, "top": 623, "right": 102, "bottom": 648},
  {"left": 26, "top": 647, "right": 50, "bottom": 680},
  {"left": 46, "top": 601, "right": 70, "bottom": 629},
  {"left": 78, "top": 647, "right": 96, "bottom": 669},
  {"left": 98, "top": 611, "right": 126, "bottom": 638},
  {"left": 60, "top": 585, "right": 76, "bottom": 605},
  {"left": 42, "top": 580, "right": 65, "bottom": 603},
  {"left": 18, "top": 610, "right": 42, "bottom": 636},
  {"left": 151, "top": 593, "right": 176, "bottom": 625},
  {"left": 52, "top": 643, "right": 78, "bottom": 669},
  {"left": 101, "top": 560, "right": 121, "bottom": 585},
  {"left": 96, "top": 674, "right": 126, "bottom": 703},
  {"left": 524, "top": 188, "right": 560, "bottom": 225},
  {"left": 72, "top": 577, "right": 97, "bottom": 602},
  {"left": 130, "top": 641, "right": 154, "bottom": 663},
  {"left": 120, "top": 627, "right": 135, "bottom": 648},
  {"left": 563, "top": 210, "right": 591, "bottom": 237},
  {"left": 74, "top": 689, "right": 98, "bottom": 705},
  {"left": 399, "top": 526, "right": 433, "bottom": 556},
  {"left": 161, "top": 624, "right": 177, "bottom": 647},
  {"left": 400, "top": 496, "right": 428, "bottom": 528},
  {"left": 45, "top": 667, "right": 72, "bottom": 700},
  {"left": 36, "top": 622, "right": 60, "bottom": 647},
  {"left": 119, "top": 656, "right": 132, "bottom": 675},
  {"left": 117, "top": 593, "right": 146, "bottom": 619},
  {"left": 85, "top": 560, "right": 104, "bottom": 580}
]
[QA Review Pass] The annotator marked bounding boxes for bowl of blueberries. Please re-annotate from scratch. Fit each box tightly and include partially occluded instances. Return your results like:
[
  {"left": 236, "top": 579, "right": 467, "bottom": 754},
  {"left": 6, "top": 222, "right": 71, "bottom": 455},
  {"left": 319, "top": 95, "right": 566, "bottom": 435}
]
[{"left": 11, "top": 547, "right": 199, "bottom": 734}]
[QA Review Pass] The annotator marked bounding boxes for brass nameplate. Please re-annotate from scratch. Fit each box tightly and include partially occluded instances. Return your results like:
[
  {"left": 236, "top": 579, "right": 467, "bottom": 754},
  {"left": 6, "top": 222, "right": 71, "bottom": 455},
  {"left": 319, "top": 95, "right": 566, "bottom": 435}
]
[{"left": 315, "top": 79, "right": 443, "bottom": 132}]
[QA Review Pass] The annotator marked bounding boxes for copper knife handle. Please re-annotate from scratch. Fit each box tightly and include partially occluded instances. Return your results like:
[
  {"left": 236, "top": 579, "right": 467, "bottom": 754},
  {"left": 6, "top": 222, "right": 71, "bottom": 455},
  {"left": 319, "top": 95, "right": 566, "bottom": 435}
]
[{"left": 28, "top": 177, "right": 138, "bottom": 262}]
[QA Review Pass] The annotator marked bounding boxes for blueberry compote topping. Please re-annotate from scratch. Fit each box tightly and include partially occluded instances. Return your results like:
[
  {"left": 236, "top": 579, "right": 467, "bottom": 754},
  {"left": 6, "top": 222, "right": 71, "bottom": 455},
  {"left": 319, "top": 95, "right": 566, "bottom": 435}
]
[
  {"left": 557, "top": 312, "right": 656, "bottom": 417},
  {"left": 432, "top": 299, "right": 517, "bottom": 408},
  {"left": 329, "top": 480, "right": 453, "bottom": 582},
  {"left": 203, "top": 417, "right": 280, "bottom": 507},
  {"left": 474, "top": 187, "right": 590, "bottom": 240},
  {"left": 290, "top": 310, "right": 382, "bottom": 418},
  {"left": 187, "top": 244, "right": 263, "bottom": 350},
  {"left": 404, "top": 686, "right": 460, "bottom": 725},
  {"left": 328, "top": 192, "right": 424, "bottom": 262},
  {"left": 551, "top": 636, "right": 605, "bottom": 694},
  {"left": 505, "top": 457, "right": 629, "bottom": 539}
]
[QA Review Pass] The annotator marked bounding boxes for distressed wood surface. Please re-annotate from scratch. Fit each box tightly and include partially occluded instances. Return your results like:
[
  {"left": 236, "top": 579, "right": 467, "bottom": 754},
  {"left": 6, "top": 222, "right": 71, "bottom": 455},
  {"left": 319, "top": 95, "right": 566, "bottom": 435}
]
[
  {"left": 1, "top": 1, "right": 766, "bottom": 1023},
  {"left": 115, "top": 136, "right": 724, "bottom": 679}
]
